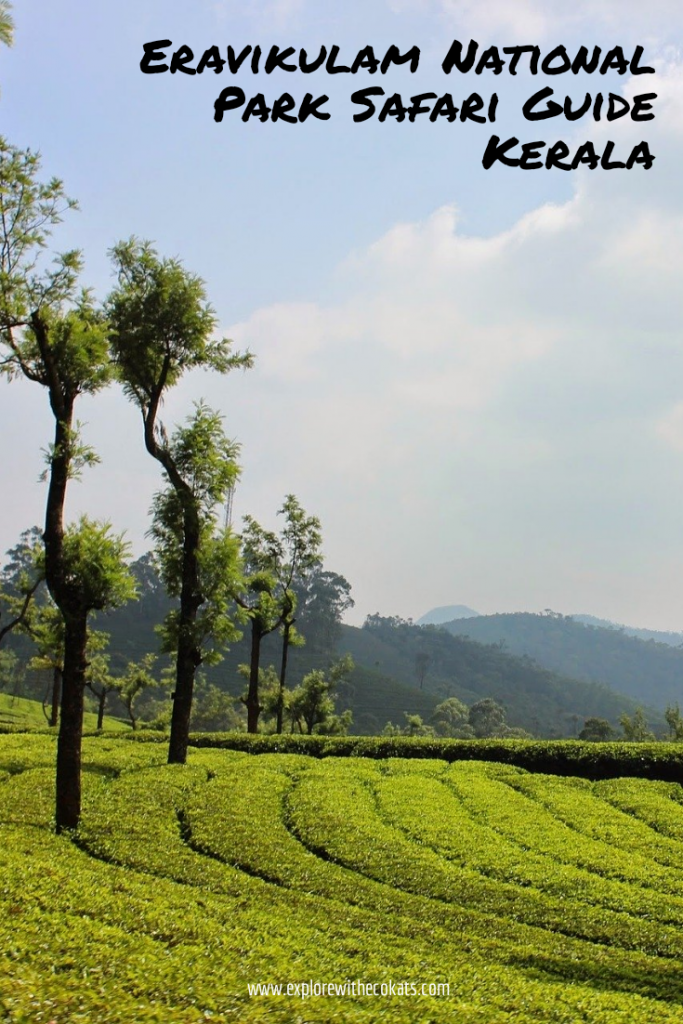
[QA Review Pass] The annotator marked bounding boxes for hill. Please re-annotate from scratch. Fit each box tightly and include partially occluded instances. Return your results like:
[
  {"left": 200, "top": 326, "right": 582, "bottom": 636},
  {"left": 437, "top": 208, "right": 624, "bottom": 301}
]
[
  {"left": 572, "top": 614, "right": 683, "bottom": 648},
  {"left": 342, "top": 617, "right": 658, "bottom": 737},
  {"left": 417, "top": 605, "right": 479, "bottom": 625},
  {"left": 443, "top": 612, "right": 683, "bottom": 713},
  {"left": 3, "top": 556, "right": 661, "bottom": 737}
]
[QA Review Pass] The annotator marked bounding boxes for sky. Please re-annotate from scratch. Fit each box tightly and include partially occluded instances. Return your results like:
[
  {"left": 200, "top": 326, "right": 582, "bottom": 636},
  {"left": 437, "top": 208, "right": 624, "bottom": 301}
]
[{"left": 1, "top": 1, "right": 683, "bottom": 630}]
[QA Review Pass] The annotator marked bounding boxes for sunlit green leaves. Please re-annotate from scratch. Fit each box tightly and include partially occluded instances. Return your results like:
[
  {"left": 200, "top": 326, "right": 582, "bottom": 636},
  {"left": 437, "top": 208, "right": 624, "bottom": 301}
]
[{"left": 3, "top": 735, "right": 683, "bottom": 1021}]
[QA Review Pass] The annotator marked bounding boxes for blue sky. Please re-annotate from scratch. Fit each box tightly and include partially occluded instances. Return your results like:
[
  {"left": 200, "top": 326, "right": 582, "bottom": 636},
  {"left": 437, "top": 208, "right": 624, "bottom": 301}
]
[{"left": 2, "top": 1, "right": 683, "bottom": 629}]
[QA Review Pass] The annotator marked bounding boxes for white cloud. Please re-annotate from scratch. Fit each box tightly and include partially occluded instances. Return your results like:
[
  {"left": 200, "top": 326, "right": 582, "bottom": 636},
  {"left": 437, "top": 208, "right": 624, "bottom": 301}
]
[{"left": 212, "top": 61, "right": 683, "bottom": 625}]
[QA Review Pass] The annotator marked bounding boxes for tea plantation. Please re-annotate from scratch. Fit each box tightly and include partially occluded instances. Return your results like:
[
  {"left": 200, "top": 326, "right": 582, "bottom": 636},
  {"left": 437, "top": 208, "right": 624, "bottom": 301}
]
[{"left": 3, "top": 735, "right": 683, "bottom": 1022}]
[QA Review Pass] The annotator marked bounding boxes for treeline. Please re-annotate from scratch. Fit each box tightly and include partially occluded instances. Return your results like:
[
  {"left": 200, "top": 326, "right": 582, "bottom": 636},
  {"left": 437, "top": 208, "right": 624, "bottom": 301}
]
[
  {"left": 352, "top": 615, "right": 663, "bottom": 736},
  {"left": 443, "top": 611, "right": 683, "bottom": 710},
  {"left": 0, "top": 93, "right": 357, "bottom": 829}
]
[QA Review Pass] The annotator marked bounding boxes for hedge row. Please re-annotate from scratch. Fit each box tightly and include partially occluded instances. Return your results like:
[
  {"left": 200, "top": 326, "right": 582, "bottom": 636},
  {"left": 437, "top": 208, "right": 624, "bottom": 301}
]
[
  {"left": 174, "top": 734, "right": 683, "bottom": 782},
  {"left": 5, "top": 723, "right": 683, "bottom": 781}
]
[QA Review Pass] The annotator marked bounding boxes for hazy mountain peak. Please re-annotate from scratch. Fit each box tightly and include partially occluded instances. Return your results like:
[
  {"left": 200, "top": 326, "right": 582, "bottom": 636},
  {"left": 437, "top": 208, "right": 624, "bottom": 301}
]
[{"left": 417, "top": 605, "right": 480, "bottom": 625}]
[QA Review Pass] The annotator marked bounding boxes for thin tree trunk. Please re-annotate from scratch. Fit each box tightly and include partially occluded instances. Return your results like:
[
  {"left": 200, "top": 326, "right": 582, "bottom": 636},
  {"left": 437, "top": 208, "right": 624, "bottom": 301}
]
[
  {"left": 56, "top": 614, "right": 87, "bottom": 833},
  {"left": 42, "top": 680, "right": 51, "bottom": 725},
  {"left": 97, "top": 689, "right": 106, "bottom": 731},
  {"left": 276, "top": 620, "right": 291, "bottom": 735},
  {"left": 246, "top": 622, "right": 262, "bottom": 734},
  {"left": 166, "top": 499, "right": 202, "bottom": 764},
  {"left": 50, "top": 666, "right": 62, "bottom": 728},
  {"left": 168, "top": 638, "right": 196, "bottom": 762}
]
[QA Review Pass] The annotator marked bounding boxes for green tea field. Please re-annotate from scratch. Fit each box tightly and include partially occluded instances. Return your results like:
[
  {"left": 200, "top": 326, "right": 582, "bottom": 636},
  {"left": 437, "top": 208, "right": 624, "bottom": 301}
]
[{"left": 3, "top": 734, "right": 683, "bottom": 1022}]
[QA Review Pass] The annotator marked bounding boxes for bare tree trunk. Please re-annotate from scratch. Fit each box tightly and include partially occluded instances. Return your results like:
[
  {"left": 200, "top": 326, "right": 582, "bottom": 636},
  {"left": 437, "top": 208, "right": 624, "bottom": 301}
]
[
  {"left": 56, "top": 614, "right": 87, "bottom": 833},
  {"left": 97, "top": 689, "right": 106, "bottom": 731},
  {"left": 168, "top": 640, "right": 196, "bottom": 762},
  {"left": 50, "top": 666, "right": 62, "bottom": 728},
  {"left": 276, "top": 620, "right": 291, "bottom": 735},
  {"left": 245, "top": 622, "right": 262, "bottom": 734},
  {"left": 167, "top": 503, "right": 202, "bottom": 764}
]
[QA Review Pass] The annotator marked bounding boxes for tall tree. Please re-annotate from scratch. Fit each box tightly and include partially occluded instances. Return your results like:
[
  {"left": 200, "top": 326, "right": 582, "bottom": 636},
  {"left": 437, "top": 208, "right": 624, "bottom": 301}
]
[
  {"left": 149, "top": 405, "right": 243, "bottom": 760},
  {"left": 236, "top": 498, "right": 321, "bottom": 735},
  {"left": 46, "top": 519, "right": 135, "bottom": 826},
  {"left": 237, "top": 515, "right": 289, "bottom": 734},
  {"left": 274, "top": 496, "right": 322, "bottom": 733},
  {"left": 107, "top": 240, "right": 252, "bottom": 763},
  {"left": 0, "top": 140, "right": 123, "bottom": 830},
  {"left": 294, "top": 568, "right": 354, "bottom": 662}
]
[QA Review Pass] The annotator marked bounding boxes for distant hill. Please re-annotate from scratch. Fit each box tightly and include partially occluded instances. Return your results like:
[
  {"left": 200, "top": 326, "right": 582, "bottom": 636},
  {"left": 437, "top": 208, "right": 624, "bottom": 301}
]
[
  {"left": 342, "top": 617, "right": 658, "bottom": 737},
  {"left": 442, "top": 612, "right": 683, "bottom": 713},
  {"left": 572, "top": 614, "right": 683, "bottom": 649},
  {"left": 4, "top": 559, "right": 662, "bottom": 737},
  {"left": 417, "top": 605, "right": 479, "bottom": 625}
]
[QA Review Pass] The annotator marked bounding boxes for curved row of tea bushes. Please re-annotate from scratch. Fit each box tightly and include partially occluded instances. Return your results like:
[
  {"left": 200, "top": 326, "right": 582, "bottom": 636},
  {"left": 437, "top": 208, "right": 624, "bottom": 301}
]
[
  {"left": 372, "top": 766, "right": 683, "bottom": 924},
  {"left": 595, "top": 777, "right": 683, "bottom": 839},
  {"left": 508, "top": 772, "right": 683, "bottom": 869},
  {"left": 3, "top": 736, "right": 683, "bottom": 1022}
]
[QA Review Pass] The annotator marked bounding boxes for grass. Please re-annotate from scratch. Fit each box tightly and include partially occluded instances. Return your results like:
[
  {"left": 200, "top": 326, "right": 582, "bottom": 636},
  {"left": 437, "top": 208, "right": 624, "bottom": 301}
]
[
  {"left": 0, "top": 692, "right": 129, "bottom": 732},
  {"left": 2, "top": 734, "right": 683, "bottom": 1022}
]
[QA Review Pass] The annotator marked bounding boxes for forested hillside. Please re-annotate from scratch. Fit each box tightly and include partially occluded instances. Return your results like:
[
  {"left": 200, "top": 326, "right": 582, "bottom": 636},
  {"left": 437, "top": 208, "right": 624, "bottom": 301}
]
[
  {"left": 573, "top": 614, "right": 683, "bottom": 648},
  {"left": 2, "top": 559, "right": 662, "bottom": 737},
  {"left": 443, "top": 613, "right": 683, "bottom": 711},
  {"left": 94, "top": 592, "right": 664, "bottom": 736},
  {"left": 346, "top": 616, "right": 659, "bottom": 736}
]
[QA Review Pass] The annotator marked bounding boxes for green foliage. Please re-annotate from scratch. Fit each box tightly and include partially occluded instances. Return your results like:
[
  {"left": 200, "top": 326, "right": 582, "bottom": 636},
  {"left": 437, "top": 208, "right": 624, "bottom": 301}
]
[
  {"left": 239, "top": 497, "right": 321, "bottom": 632},
  {"left": 150, "top": 403, "right": 240, "bottom": 546},
  {"left": 384, "top": 713, "right": 436, "bottom": 737},
  {"left": 620, "top": 707, "right": 654, "bottom": 743},
  {"left": 469, "top": 697, "right": 507, "bottom": 738},
  {"left": 0, "top": 137, "right": 80, "bottom": 332},
  {"left": 0, "top": 1, "right": 13, "bottom": 48},
  {"left": 579, "top": 717, "right": 614, "bottom": 742},
  {"left": 150, "top": 404, "right": 243, "bottom": 666},
  {"left": 431, "top": 697, "right": 473, "bottom": 738},
  {"left": 115, "top": 655, "right": 157, "bottom": 730},
  {"left": 0, "top": 528, "right": 43, "bottom": 647},
  {"left": 3, "top": 734, "right": 683, "bottom": 1020},
  {"left": 107, "top": 238, "right": 251, "bottom": 402},
  {"left": 239, "top": 518, "right": 286, "bottom": 623},
  {"left": 288, "top": 654, "right": 354, "bottom": 735},
  {"left": 57, "top": 518, "right": 137, "bottom": 613},
  {"left": 190, "top": 678, "right": 245, "bottom": 732},
  {"left": 292, "top": 568, "right": 354, "bottom": 665},
  {"left": 664, "top": 704, "right": 683, "bottom": 741}
]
